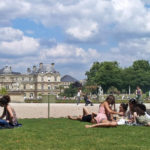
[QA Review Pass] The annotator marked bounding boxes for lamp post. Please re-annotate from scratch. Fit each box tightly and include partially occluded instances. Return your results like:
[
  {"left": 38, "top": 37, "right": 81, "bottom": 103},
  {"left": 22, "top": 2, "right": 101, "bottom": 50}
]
[{"left": 48, "top": 94, "right": 50, "bottom": 119}]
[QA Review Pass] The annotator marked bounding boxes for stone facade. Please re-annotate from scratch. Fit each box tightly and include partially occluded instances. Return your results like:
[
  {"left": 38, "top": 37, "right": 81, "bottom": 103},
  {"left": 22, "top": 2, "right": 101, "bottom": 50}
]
[{"left": 0, "top": 63, "right": 63, "bottom": 100}]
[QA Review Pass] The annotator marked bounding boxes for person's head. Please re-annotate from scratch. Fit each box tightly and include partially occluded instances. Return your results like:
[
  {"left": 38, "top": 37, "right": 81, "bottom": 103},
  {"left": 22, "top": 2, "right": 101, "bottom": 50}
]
[
  {"left": 106, "top": 95, "right": 115, "bottom": 105},
  {"left": 0, "top": 95, "right": 11, "bottom": 107},
  {"left": 129, "top": 98, "right": 137, "bottom": 112},
  {"left": 137, "top": 86, "right": 140, "bottom": 90},
  {"left": 119, "top": 103, "right": 128, "bottom": 113},
  {"left": 134, "top": 104, "right": 146, "bottom": 116}
]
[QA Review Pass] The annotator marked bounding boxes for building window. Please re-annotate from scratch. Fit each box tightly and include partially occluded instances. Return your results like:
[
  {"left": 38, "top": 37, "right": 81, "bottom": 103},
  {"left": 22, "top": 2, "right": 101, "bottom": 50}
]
[
  {"left": 41, "top": 84, "right": 44, "bottom": 90},
  {"left": 30, "top": 93, "right": 33, "bottom": 98},
  {"left": 48, "top": 85, "right": 51, "bottom": 90},
  {"left": 54, "top": 76, "right": 57, "bottom": 82},
  {"left": 5, "top": 85, "right": 9, "bottom": 90},
  {"left": 30, "top": 85, "right": 33, "bottom": 89},
  {"left": 24, "top": 93, "right": 26, "bottom": 98},
  {"left": 41, "top": 77, "right": 44, "bottom": 82},
  {"left": 22, "top": 77, "right": 24, "bottom": 81},
  {"left": 24, "top": 85, "right": 26, "bottom": 90},
  {"left": 48, "top": 77, "right": 50, "bottom": 82}
]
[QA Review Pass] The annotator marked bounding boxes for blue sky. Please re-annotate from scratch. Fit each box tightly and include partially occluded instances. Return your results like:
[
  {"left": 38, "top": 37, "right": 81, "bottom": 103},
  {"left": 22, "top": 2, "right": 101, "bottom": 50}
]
[{"left": 0, "top": 0, "right": 150, "bottom": 80}]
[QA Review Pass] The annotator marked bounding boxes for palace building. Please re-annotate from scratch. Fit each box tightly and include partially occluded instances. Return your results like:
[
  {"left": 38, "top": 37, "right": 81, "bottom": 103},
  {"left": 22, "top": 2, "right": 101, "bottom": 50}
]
[{"left": 0, "top": 63, "right": 78, "bottom": 102}]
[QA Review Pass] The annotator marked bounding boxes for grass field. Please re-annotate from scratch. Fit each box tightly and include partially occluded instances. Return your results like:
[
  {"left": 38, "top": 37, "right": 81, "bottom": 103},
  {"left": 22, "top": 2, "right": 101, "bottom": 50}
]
[{"left": 0, "top": 118, "right": 150, "bottom": 150}]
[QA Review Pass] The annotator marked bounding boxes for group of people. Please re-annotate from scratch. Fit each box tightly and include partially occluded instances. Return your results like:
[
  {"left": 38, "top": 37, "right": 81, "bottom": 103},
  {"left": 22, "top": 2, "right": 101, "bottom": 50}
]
[
  {"left": 0, "top": 95, "right": 21, "bottom": 129},
  {"left": 69, "top": 94, "right": 150, "bottom": 128}
]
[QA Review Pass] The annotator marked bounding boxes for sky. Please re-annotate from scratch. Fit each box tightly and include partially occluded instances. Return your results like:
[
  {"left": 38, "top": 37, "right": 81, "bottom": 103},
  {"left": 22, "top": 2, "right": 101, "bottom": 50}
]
[{"left": 0, "top": 0, "right": 150, "bottom": 80}]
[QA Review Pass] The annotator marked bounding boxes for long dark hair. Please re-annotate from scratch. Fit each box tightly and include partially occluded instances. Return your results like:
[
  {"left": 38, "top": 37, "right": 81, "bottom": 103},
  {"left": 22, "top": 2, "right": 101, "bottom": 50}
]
[
  {"left": 121, "top": 103, "right": 128, "bottom": 112},
  {"left": 0, "top": 95, "right": 11, "bottom": 106},
  {"left": 134, "top": 104, "right": 146, "bottom": 116}
]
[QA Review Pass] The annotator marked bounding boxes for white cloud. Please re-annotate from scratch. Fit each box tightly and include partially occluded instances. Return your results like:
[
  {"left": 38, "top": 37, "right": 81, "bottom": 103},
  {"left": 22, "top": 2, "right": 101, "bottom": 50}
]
[
  {"left": 0, "top": 27, "right": 23, "bottom": 41},
  {"left": 0, "top": 36, "right": 39, "bottom": 55},
  {"left": 0, "top": 0, "right": 30, "bottom": 26},
  {"left": 1, "top": 0, "right": 150, "bottom": 41},
  {"left": 40, "top": 44, "right": 101, "bottom": 63},
  {"left": 1, "top": 0, "right": 150, "bottom": 79},
  {"left": 0, "top": 27, "right": 39, "bottom": 55},
  {"left": 66, "top": 20, "right": 98, "bottom": 40},
  {"left": 103, "top": 37, "right": 150, "bottom": 67}
]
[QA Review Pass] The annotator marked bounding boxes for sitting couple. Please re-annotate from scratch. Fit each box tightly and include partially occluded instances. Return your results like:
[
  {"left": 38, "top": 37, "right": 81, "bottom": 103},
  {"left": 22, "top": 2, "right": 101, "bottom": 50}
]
[
  {"left": 128, "top": 99, "right": 150, "bottom": 126},
  {"left": 0, "top": 95, "right": 21, "bottom": 129},
  {"left": 68, "top": 95, "right": 128, "bottom": 127}
]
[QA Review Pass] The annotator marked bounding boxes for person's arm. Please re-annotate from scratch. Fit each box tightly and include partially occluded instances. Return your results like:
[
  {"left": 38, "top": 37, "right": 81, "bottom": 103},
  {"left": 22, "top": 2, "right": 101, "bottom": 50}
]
[
  {"left": 133, "top": 112, "right": 137, "bottom": 123},
  {"left": 135, "top": 90, "right": 137, "bottom": 95},
  {"left": 104, "top": 102, "right": 122, "bottom": 115},
  {"left": 6, "top": 105, "right": 14, "bottom": 122}
]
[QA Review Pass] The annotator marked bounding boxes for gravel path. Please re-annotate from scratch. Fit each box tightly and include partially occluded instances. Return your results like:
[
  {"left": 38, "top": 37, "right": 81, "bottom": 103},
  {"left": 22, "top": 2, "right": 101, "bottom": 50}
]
[{"left": 0, "top": 103, "right": 150, "bottom": 119}]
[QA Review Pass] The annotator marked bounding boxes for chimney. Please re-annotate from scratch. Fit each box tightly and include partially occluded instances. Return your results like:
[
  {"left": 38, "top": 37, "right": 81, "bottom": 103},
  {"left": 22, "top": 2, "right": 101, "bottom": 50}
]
[
  {"left": 39, "top": 62, "right": 43, "bottom": 69},
  {"left": 9, "top": 66, "right": 12, "bottom": 72},
  {"left": 27, "top": 68, "right": 31, "bottom": 73},
  {"left": 51, "top": 63, "right": 55, "bottom": 67},
  {"left": 33, "top": 65, "right": 37, "bottom": 72}
]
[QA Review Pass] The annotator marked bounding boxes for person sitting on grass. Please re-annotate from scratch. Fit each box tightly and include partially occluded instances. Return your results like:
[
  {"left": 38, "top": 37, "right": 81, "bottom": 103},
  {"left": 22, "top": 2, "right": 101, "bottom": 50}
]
[
  {"left": 127, "top": 98, "right": 137, "bottom": 121},
  {"left": 85, "top": 102, "right": 128, "bottom": 128},
  {"left": 133, "top": 103, "right": 150, "bottom": 126},
  {"left": 68, "top": 107, "right": 97, "bottom": 123},
  {"left": 91, "top": 95, "right": 123, "bottom": 125},
  {"left": 0, "top": 95, "right": 21, "bottom": 128}
]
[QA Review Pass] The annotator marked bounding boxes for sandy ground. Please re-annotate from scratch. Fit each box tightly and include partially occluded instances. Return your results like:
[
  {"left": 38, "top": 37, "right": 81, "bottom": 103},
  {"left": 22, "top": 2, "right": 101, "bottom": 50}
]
[{"left": 0, "top": 103, "right": 150, "bottom": 119}]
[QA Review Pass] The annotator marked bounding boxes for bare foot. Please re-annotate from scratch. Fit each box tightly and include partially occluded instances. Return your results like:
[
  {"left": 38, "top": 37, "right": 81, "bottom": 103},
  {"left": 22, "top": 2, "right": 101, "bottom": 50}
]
[{"left": 85, "top": 125, "right": 91, "bottom": 128}]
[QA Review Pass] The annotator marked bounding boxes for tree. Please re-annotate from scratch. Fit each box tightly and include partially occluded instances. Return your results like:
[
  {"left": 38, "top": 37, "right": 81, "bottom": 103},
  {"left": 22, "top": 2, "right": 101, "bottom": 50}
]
[
  {"left": 62, "top": 82, "right": 82, "bottom": 97},
  {"left": 86, "top": 61, "right": 122, "bottom": 92},
  {"left": 85, "top": 60, "right": 150, "bottom": 93},
  {"left": 0, "top": 87, "right": 8, "bottom": 96},
  {"left": 107, "top": 86, "right": 120, "bottom": 94},
  {"left": 133, "top": 60, "right": 150, "bottom": 71}
]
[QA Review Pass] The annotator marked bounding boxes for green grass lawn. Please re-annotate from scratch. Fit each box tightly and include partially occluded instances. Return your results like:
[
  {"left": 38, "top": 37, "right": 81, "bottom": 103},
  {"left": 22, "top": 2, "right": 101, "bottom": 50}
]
[{"left": 0, "top": 118, "right": 150, "bottom": 150}]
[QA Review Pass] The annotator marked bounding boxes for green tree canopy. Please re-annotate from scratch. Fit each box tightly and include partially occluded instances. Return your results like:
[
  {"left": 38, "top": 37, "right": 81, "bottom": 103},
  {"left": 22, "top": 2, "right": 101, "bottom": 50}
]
[
  {"left": 85, "top": 60, "right": 150, "bottom": 93},
  {"left": 86, "top": 61, "right": 122, "bottom": 92}
]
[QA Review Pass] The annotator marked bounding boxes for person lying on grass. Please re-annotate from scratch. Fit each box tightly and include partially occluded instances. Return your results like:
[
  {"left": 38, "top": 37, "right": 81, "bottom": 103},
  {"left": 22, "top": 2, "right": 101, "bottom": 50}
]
[
  {"left": 0, "top": 95, "right": 19, "bottom": 127},
  {"left": 85, "top": 103, "right": 128, "bottom": 128},
  {"left": 68, "top": 106, "right": 97, "bottom": 123}
]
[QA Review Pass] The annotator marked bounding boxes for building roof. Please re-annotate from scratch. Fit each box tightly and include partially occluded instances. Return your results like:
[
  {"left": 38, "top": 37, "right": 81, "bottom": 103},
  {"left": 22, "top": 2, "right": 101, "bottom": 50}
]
[
  {"left": 0, "top": 66, "right": 21, "bottom": 75},
  {"left": 29, "top": 63, "right": 59, "bottom": 74},
  {"left": 61, "top": 75, "right": 78, "bottom": 82}
]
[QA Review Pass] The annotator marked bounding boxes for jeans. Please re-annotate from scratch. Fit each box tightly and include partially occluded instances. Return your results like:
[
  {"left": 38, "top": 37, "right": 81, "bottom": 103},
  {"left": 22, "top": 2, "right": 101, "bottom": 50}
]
[
  {"left": 0, "top": 119, "right": 13, "bottom": 129},
  {"left": 0, "top": 119, "right": 9, "bottom": 126}
]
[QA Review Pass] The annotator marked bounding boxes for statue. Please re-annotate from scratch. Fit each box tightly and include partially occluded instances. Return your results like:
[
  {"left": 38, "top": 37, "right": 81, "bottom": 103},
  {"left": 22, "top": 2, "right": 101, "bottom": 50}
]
[
  {"left": 98, "top": 86, "right": 104, "bottom": 102},
  {"left": 98, "top": 85, "right": 103, "bottom": 96}
]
